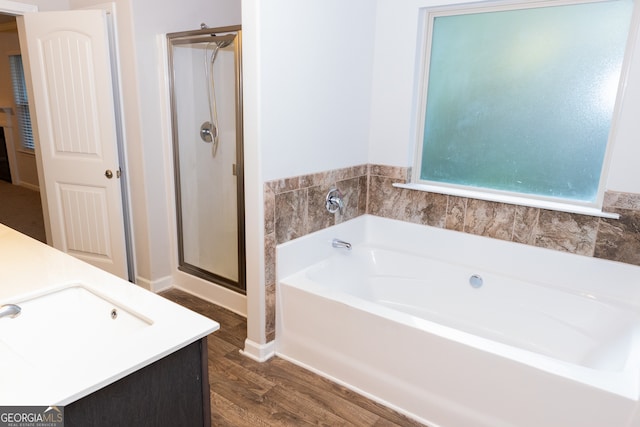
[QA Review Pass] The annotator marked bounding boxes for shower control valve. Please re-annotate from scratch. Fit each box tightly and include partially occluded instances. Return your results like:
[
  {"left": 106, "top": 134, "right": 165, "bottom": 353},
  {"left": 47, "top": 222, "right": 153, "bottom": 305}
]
[
  {"left": 326, "top": 188, "right": 344, "bottom": 214},
  {"left": 200, "top": 121, "right": 218, "bottom": 143}
]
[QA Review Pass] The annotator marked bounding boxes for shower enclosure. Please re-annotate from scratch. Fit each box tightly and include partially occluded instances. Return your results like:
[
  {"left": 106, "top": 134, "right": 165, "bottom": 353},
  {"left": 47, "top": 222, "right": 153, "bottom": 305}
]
[{"left": 167, "top": 26, "right": 245, "bottom": 293}]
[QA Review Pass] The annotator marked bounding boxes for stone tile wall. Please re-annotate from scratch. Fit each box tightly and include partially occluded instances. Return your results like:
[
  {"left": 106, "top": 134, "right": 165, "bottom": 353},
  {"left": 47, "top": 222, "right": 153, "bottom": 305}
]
[
  {"left": 263, "top": 165, "right": 367, "bottom": 341},
  {"left": 263, "top": 163, "right": 640, "bottom": 341},
  {"left": 369, "top": 165, "right": 640, "bottom": 265}
]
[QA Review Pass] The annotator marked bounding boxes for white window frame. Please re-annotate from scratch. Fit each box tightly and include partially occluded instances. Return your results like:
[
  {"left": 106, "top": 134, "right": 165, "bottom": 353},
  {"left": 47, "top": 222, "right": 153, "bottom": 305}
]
[{"left": 398, "top": 0, "right": 640, "bottom": 218}]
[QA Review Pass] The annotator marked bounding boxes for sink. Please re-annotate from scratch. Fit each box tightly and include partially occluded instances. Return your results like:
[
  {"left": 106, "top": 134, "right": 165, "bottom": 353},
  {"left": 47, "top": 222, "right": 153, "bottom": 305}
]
[{"left": 0, "top": 285, "right": 152, "bottom": 369}]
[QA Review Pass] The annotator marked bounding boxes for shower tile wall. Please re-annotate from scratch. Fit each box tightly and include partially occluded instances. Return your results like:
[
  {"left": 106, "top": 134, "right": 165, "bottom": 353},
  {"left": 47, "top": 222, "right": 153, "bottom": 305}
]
[{"left": 263, "top": 164, "right": 640, "bottom": 341}]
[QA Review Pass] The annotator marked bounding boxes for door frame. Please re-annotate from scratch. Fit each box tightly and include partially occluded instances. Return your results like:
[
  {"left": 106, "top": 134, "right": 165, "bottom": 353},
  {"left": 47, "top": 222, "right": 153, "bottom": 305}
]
[
  {"left": 0, "top": 2, "right": 51, "bottom": 245},
  {"left": 0, "top": 1, "right": 36, "bottom": 15},
  {"left": 166, "top": 26, "right": 246, "bottom": 295}
]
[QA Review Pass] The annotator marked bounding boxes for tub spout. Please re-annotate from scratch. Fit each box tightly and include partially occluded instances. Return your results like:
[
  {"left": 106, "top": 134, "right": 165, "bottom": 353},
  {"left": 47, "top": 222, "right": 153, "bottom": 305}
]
[
  {"left": 332, "top": 239, "right": 352, "bottom": 250},
  {"left": 0, "top": 304, "right": 21, "bottom": 319}
]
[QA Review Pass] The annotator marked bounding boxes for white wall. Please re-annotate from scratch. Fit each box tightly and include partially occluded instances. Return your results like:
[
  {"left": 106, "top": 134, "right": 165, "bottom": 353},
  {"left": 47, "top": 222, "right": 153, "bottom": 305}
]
[
  {"left": 368, "top": 0, "right": 426, "bottom": 168},
  {"left": 607, "top": 12, "right": 640, "bottom": 193},
  {"left": 259, "top": 0, "right": 376, "bottom": 181},
  {"left": 368, "top": 0, "right": 640, "bottom": 195},
  {"left": 9, "top": 0, "right": 70, "bottom": 11}
]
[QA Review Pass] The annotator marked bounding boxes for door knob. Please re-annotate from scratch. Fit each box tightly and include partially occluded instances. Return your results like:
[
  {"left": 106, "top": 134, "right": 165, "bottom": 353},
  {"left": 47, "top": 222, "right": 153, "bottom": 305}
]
[{"left": 105, "top": 169, "right": 113, "bottom": 179}]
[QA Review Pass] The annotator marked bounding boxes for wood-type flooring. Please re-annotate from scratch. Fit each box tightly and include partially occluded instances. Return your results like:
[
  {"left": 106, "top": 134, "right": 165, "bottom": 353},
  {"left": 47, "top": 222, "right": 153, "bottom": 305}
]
[{"left": 160, "top": 288, "right": 427, "bottom": 427}]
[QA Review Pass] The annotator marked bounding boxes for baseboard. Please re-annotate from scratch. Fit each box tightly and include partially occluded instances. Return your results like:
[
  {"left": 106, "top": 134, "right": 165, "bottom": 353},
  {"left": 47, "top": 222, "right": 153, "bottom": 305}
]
[
  {"left": 240, "top": 338, "right": 275, "bottom": 362},
  {"left": 172, "top": 270, "right": 247, "bottom": 316},
  {"left": 135, "top": 275, "right": 173, "bottom": 292},
  {"left": 17, "top": 181, "right": 39, "bottom": 192}
]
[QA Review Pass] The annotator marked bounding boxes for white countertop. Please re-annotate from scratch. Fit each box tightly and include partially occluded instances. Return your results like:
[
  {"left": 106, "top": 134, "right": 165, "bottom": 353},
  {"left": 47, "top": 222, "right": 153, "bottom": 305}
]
[{"left": 0, "top": 224, "right": 219, "bottom": 405}]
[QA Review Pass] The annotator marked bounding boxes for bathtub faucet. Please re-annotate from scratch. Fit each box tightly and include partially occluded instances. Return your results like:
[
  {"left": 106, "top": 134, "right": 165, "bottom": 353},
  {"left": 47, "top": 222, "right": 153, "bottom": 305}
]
[
  {"left": 332, "top": 238, "right": 352, "bottom": 250},
  {"left": 0, "top": 304, "right": 21, "bottom": 319}
]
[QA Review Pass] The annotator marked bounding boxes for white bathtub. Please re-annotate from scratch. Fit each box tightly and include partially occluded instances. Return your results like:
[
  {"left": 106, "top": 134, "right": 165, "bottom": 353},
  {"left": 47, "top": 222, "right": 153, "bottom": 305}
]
[{"left": 276, "top": 215, "right": 640, "bottom": 427}]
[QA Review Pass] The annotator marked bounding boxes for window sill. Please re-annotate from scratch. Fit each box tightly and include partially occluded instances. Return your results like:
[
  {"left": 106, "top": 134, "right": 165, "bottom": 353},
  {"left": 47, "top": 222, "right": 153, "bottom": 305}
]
[{"left": 393, "top": 182, "right": 620, "bottom": 219}]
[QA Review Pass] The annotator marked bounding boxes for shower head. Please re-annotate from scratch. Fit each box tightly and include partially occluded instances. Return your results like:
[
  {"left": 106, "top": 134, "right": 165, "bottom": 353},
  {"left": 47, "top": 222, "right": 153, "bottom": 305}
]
[
  {"left": 209, "top": 32, "right": 234, "bottom": 49},
  {"left": 215, "top": 39, "right": 232, "bottom": 49},
  {"left": 207, "top": 39, "right": 232, "bottom": 65}
]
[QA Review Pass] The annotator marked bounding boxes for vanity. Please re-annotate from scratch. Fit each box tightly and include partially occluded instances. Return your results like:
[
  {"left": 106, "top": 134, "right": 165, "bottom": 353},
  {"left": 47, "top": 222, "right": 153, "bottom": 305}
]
[{"left": 0, "top": 224, "right": 218, "bottom": 426}]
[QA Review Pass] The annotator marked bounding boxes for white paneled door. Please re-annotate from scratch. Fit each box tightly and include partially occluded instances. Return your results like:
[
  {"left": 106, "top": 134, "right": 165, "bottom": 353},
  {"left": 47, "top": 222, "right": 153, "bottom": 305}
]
[{"left": 18, "top": 10, "right": 129, "bottom": 280}]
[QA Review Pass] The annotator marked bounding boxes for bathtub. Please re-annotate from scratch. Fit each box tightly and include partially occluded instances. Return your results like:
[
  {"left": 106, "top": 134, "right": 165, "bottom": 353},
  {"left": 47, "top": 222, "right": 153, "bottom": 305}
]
[{"left": 276, "top": 215, "right": 640, "bottom": 427}]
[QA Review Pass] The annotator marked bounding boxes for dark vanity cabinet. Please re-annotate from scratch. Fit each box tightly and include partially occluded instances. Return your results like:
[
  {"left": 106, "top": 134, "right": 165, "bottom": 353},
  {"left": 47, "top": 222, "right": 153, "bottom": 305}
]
[{"left": 65, "top": 337, "right": 211, "bottom": 427}]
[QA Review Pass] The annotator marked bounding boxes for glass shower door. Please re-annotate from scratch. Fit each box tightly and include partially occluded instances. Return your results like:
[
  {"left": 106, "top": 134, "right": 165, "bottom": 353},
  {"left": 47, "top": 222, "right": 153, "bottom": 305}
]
[{"left": 167, "top": 26, "right": 245, "bottom": 293}]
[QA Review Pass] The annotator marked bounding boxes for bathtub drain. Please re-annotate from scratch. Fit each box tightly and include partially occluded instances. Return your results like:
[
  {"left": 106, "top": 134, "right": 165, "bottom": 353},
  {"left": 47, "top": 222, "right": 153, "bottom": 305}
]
[
  {"left": 469, "top": 274, "right": 483, "bottom": 288},
  {"left": 111, "top": 308, "right": 118, "bottom": 320}
]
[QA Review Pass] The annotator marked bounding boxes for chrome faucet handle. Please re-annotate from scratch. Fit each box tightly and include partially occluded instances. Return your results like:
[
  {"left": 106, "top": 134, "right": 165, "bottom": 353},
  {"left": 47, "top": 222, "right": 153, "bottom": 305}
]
[{"left": 326, "top": 188, "right": 344, "bottom": 214}]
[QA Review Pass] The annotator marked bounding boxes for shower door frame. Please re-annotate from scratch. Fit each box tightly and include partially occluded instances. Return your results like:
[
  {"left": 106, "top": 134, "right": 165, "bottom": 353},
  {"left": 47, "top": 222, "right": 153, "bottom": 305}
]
[{"left": 167, "top": 25, "right": 246, "bottom": 294}]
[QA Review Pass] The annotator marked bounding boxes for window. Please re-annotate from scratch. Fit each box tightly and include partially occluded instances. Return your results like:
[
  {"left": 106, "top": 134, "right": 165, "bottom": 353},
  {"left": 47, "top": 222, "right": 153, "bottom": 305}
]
[
  {"left": 9, "top": 54, "right": 34, "bottom": 151},
  {"left": 413, "top": 0, "right": 635, "bottom": 213}
]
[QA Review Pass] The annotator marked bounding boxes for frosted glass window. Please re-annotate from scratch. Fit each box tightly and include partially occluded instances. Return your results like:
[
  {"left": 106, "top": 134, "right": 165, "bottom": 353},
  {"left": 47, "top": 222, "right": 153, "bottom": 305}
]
[{"left": 419, "top": 0, "right": 633, "bottom": 204}]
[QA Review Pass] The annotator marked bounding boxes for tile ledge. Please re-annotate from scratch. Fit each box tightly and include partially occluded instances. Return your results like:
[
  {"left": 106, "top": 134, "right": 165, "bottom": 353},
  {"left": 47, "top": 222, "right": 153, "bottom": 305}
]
[{"left": 394, "top": 182, "right": 620, "bottom": 220}]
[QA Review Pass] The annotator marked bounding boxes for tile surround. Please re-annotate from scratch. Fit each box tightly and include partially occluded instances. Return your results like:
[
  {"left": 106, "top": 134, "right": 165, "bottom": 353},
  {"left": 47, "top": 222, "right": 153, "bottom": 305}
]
[
  {"left": 263, "top": 165, "right": 367, "bottom": 341},
  {"left": 263, "top": 164, "right": 640, "bottom": 340}
]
